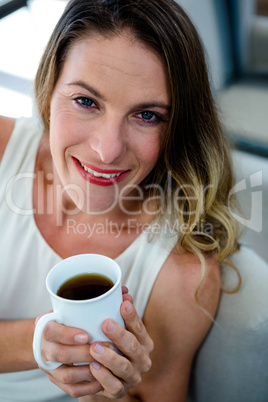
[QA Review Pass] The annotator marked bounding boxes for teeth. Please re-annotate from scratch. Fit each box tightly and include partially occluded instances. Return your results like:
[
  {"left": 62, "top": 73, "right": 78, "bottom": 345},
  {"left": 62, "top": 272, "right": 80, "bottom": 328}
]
[{"left": 79, "top": 161, "right": 121, "bottom": 179}]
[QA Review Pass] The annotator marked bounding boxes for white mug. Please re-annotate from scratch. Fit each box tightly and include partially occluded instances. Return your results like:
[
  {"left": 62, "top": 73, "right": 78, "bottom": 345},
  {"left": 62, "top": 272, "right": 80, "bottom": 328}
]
[{"left": 33, "top": 254, "right": 124, "bottom": 370}]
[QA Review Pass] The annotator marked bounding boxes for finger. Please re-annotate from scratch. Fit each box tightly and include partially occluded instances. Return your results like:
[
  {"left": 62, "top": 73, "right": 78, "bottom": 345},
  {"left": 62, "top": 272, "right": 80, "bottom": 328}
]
[
  {"left": 42, "top": 338, "right": 113, "bottom": 366},
  {"left": 43, "top": 364, "right": 95, "bottom": 384},
  {"left": 122, "top": 286, "right": 134, "bottom": 303},
  {"left": 43, "top": 320, "right": 89, "bottom": 345},
  {"left": 42, "top": 341, "right": 94, "bottom": 366},
  {"left": 100, "top": 319, "right": 152, "bottom": 373},
  {"left": 42, "top": 323, "right": 115, "bottom": 365},
  {"left": 47, "top": 373, "right": 103, "bottom": 399},
  {"left": 120, "top": 301, "right": 154, "bottom": 353},
  {"left": 122, "top": 286, "right": 129, "bottom": 295},
  {"left": 90, "top": 360, "right": 127, "bottom": 399},
  {"left": 90, "top": 343, "right": 141, "bottom": 388},
  {"left": 122, "top": 293, "right": 133, "bottom": 303}
]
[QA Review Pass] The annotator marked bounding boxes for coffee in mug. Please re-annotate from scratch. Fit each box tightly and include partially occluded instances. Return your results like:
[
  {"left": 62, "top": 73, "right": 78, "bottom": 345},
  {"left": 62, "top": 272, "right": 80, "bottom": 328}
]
[{"left": 57, "top": 273, "right": 114, "bottom": 300}]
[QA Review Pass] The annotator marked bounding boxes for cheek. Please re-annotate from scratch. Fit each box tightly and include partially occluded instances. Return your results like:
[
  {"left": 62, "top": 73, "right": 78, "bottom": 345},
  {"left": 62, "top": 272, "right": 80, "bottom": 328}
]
[
  {"left": 49, "top": 121, "right": 72, "bottom": 173},
  {"left": 49, "top": 96, "right": 83, "bottom": 147},
  {"left": 49, "top": 113, "right": 82, "bottom": 154},
  {"left": 144, "top": 148, "right": 160, "bottom": 167},
  {"left": 133, "top": 137, "right": 163, "bottom": 182},
  {"left": 140, "top": 135, "right": 164, "bottom": 166}
]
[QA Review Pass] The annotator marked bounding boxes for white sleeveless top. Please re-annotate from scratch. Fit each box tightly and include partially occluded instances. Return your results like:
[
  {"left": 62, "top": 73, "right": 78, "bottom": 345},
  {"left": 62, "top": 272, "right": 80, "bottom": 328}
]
[{"left": 0, "top": 117, "right": 178, "bottom": 402}]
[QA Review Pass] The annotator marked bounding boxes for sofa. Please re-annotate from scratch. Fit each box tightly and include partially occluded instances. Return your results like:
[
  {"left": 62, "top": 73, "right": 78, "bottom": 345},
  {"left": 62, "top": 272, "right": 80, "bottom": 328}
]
[{"left": 176, "top": 1, "right": 268, "bottom": 400}]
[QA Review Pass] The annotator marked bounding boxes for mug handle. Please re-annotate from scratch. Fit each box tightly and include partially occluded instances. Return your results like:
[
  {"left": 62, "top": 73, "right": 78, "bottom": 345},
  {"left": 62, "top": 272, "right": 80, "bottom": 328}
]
[{"left": 33, "top": 312, "right": 62, "bottom": 371}]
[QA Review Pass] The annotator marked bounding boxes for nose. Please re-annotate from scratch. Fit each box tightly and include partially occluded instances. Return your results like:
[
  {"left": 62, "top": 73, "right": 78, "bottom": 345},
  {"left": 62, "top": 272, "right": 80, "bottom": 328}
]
[{"left": 90, "top": 116, "right": 127, "bottom": 164}]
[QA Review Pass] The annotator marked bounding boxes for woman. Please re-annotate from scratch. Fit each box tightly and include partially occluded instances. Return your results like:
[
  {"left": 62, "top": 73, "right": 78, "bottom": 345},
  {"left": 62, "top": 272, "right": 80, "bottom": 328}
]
[{"left": 0, "top": 0, "right": 239, "bottom": 401}]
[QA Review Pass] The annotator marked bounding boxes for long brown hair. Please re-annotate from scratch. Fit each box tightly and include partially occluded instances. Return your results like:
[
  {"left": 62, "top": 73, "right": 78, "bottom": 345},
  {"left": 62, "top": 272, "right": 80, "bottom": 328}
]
[{"left": 35, "top": 0, "right": 240, "bottom": 290}]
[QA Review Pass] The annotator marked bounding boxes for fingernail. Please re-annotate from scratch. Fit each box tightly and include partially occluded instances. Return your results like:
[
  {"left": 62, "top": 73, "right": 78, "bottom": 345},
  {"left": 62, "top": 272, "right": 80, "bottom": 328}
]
[
  {"left": 107, "top": 320, "right": 116, "bottom": 332},
  {"left": 94, "top": 343, "right": 105, "bottom": 354},
  {"left": 74, "top": 334, "right": 88, "bottom": 343},
  {"left": 125, "top": 301, "right": 133, "bottom": 313},
  {"left": 91, "top": 361, "right": 101, "bottom": 370}
]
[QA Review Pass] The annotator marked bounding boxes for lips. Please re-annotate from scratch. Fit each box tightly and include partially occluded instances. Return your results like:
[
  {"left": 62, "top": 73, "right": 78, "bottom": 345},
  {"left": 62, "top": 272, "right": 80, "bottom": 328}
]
[{"left": 72, "top": 157, "right": 130, "bottom": 186}]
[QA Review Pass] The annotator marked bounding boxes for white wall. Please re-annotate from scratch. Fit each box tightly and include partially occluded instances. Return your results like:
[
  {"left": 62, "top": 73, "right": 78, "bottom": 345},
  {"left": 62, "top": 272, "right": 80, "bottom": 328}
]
[{"left": 176, "top": 0, "right": 227, "bottom": 90}]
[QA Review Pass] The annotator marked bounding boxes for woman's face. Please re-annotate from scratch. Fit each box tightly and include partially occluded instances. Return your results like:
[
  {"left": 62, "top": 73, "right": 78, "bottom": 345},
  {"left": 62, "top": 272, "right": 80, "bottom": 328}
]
[{"left": 49, "top": 31, "right": 170, "bottom": 214}]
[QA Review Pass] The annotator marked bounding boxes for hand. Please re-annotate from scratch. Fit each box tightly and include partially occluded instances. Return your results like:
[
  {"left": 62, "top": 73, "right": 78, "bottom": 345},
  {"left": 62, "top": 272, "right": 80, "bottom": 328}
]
[
  {"left": 37, "top": 320, "right": 103, "bottom": 397},
  {"left": 88, "top": 299, "right": 154, "bottom": 399},
  {"left": 36, "top": 287, "right": 154, "bottom": 399}
]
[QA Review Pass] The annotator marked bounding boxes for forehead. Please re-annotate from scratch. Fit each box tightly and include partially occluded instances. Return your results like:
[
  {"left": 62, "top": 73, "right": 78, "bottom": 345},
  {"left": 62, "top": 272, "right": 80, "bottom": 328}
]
[{"left": 57, "top": 32, "right": 170, "bottom": 102}]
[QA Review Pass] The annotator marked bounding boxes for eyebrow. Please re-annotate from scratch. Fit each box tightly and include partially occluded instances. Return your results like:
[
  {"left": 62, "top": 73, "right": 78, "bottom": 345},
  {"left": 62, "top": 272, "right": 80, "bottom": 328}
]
[
  {"left": 67, "top": 80, "right": 107, "bottom": 101},
  {"left": 67, "top": 80, "right": 170, "bottom": 112},
  {"left": 130, "top": 102, "right": 170, "bottom": 112}
]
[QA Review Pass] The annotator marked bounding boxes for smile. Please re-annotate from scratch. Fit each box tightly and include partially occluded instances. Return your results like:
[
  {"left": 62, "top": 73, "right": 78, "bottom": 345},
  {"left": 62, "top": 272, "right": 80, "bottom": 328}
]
[
  {"left": 73, "top": 157, "right": 130, "bottom": 186},
  {"left": 78, "top": 161, "right": 121, "bottom": 178}
]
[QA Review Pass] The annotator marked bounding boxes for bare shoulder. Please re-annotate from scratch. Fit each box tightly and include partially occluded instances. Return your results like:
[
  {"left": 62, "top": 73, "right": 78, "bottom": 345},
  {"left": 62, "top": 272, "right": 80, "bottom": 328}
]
[
  {"left": 162, "top": 246, "right": 221, "bottom": 317},
  {"left": 145, "top": 245, "right": 220, "bottom": 344},
  {"left": 0, "top": 115, "right": 16, "bottom": 161},
  {"left": 136, "top": 246, "right": 220, "bottom": 401}
]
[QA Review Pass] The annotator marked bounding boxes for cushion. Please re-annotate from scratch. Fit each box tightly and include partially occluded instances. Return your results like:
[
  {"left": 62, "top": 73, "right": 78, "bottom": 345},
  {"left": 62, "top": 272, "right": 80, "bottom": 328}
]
[{"left": 188, "top": 245, "right": 268, "bottom": 402}]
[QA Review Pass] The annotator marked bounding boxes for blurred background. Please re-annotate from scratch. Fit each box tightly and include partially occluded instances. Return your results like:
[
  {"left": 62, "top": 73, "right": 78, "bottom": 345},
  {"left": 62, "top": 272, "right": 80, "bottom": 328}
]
[{"left": 0, "top": 0, "right": 267, "bottom": 260}]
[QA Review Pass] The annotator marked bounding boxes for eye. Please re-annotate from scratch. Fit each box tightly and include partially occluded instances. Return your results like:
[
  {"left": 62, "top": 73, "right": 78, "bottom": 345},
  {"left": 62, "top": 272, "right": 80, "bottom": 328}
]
[
  {"left": 135, "top": 110, "right": 162, "bottom": 124},
  {"left": 141, "top": 111, "right": 155, "bottom": 120},
  {"left": 74, "top": 97, "right": 97, "bottom": 109}
]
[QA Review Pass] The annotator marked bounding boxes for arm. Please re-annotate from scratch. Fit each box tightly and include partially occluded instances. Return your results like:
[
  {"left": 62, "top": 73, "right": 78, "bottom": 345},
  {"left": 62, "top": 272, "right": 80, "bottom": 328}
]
[
  {"left": 0, "top": 318, "right": 101, "bottom": 374},
  {"left": 0, "top": 117, "right": 34, "bottom": 373},
  {"left": 0, "top": 319, "right": 37, "bottom": 373},
  {"left": 128, "top": 250, "right": 220, "bottom": 402},
  {"left": 0, "top": 115, "right": 15, "bottom": 160}
]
